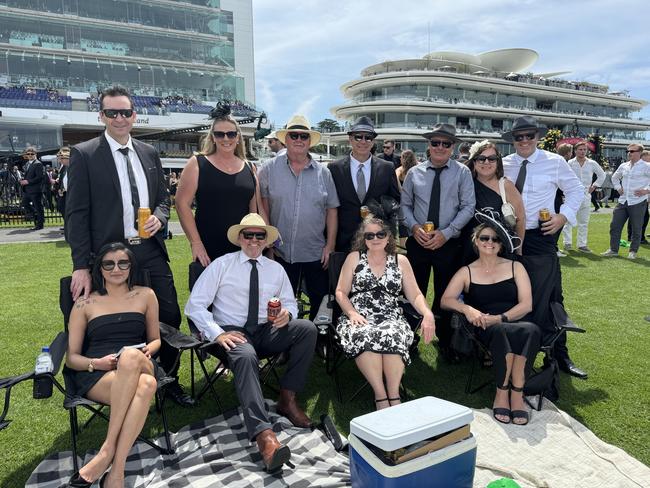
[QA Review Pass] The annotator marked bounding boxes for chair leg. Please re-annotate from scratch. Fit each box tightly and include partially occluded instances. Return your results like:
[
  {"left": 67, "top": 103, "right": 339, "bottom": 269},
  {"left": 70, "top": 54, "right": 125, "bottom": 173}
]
[
  {"left": 190, "top": 348, "right": 195, "bottom": 399},
  {"left": 195, "top": 356, "right": 224, "bottom": 412},
  {"left": 69, "top": 407, "right": 79, "bottom": 473},
  {"left": 156, "top": 391, "right": 174, "bottom": 455}
]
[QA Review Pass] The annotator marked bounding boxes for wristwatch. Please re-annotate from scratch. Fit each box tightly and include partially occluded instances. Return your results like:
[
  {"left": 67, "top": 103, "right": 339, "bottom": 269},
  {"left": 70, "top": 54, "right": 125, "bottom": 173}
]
[
  {"left": 500, "top": 314, "right": 508, "bottom": 323},
  {"left": 287, "top": 312, "right": 293, "bottom": 322},
  {"left": 87, "top": 359, "right": 95, "bottom": 373}
]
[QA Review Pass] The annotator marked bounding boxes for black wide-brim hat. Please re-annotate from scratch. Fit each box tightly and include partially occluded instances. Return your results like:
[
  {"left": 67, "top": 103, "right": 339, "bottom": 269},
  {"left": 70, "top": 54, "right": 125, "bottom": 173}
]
[
  {"left": 347, "top": 116, "right": 377, "bottom": 136},
  {"left": 474, "top": 209, "right": 522, "bottom": 254},
  {"left": 422, "top": 123, "right": 460, "bottom": 143},
  {"left": 502, "top": 115, "right": 548, "bottom": 142}
]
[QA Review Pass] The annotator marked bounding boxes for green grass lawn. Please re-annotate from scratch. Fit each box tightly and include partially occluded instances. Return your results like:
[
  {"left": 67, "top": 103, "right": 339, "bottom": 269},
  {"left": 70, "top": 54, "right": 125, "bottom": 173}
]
[{"left": 0, "top": 213, "right": 648, "bottom": 486}]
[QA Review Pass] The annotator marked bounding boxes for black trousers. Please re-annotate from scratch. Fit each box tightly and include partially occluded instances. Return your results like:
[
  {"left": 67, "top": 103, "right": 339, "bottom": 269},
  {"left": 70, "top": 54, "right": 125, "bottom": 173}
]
[
  {"left": 406, "top": 237, "right": 462, "bottom": 348},
  {"left": 127, "top": 238, "right": 182, "bottom": 378},
  {"left": 22, "top": 190, "right": 44, "bottom": 226},
  {"left": 276, "top": 256, "right": 329, "bottom": 321}
]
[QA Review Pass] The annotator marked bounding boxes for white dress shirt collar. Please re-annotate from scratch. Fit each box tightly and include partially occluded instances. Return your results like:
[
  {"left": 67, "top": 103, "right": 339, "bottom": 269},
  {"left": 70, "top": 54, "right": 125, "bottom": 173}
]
[{"left": 104, "top": 131, "right": 134, "bottom": 153}]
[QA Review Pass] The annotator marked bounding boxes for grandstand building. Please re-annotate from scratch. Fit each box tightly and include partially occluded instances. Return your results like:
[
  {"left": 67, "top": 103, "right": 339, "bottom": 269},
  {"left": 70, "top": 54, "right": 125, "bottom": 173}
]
[
  {"left": 330, "top": 48, "right": 650, "bottom": 161},
  {"left": 0, "top": 0, "right": 260, "bottom": 165}
]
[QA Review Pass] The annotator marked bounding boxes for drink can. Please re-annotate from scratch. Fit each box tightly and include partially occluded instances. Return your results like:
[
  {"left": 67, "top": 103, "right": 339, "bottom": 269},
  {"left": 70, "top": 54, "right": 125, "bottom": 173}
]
[
  {"left": 138, "top": 207, "right": 151, "bottom": 238},
  {"left": 267, "top": 297, "right": 281, "bottom": 322},
  {"left": 360, "top": 206, "right": 370, "bottom": 219},
  {"left": 539, "top": 208, "right": 551, "bottom": 222},
  {"left": 423, "top": 221, "right": 435, "bottom": 233}
]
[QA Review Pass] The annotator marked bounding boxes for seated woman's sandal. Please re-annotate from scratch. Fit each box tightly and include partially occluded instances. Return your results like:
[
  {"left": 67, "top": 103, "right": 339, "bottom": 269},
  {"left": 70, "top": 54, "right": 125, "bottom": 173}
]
[
  {"left": 509, "top": 385, "right": 529, "bottom": 426},
  {"left": 493, "top": 384, "right": 511, "bottom": 424}
]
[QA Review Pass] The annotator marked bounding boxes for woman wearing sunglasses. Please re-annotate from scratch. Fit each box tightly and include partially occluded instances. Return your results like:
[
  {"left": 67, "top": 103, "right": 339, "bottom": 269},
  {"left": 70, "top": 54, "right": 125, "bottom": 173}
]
[
  {"left": 64, "top": 242, "right": 161, "bottom": 487},
  {"left": 442, "top": 221, "right": 540, "bottom": 426},
  {"left": 335, "top": 216, "right": 435, "bottom": 410},
  {"left": 176, "top": 102, "right": 267, "bottom": 266},
  {"left": 461, "top": 140, "right": 525, "bottom": 263}
]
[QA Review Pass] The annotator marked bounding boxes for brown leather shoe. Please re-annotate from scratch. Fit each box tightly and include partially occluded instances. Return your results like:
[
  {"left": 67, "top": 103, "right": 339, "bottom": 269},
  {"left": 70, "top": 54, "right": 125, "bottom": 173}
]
[
  {"left": 276, "top": 389, "right": 313, "bottom": 428},
  {"left": 256, "top": 429, "right": 290, "bottom": 472}
]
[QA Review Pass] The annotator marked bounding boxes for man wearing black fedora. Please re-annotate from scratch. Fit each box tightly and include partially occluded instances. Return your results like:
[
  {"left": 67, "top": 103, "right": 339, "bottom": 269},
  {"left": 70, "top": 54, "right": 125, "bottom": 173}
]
[
  {"left": 502, "top": 116, "right": 587, "bottom": 379},
  {"left": 401, "top": 123, "right": 475, "bottom": 361},
  {"left": 329, "top": 116, "right": 400, "bottom": 252}
]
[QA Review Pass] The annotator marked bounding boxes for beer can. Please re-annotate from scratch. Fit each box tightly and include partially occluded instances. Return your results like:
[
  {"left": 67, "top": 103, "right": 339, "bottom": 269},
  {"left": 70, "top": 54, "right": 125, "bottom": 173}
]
[
  {"left": 360, "top": 206, "right": 370, "bottom": 219},
  {"left": 138, "top": 207, "right": 151, "bottom": 238},
  {"left": 423, "top": 221, "right": 435, "bottom": 233},
  {"left": 267, "top": 297, "right": 281, "bottom": 322},
  {"left": 538, "top": 208, "right": 551, "bottom": 222}
]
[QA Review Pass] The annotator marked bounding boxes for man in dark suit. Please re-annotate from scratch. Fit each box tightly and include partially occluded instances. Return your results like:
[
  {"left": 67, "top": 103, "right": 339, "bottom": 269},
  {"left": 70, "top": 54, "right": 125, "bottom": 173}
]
[
  {"left": 329, "top": 116, "right": 400, "bottom": 252},
  {"left": 19, "top": 147, "right": 45, "bottom": 230},
  {"left": 54, "top": 147, "right": 70, "bottom": 235},
  {"left": 66, "top": 85, "right": 193, "bottom": 406}
]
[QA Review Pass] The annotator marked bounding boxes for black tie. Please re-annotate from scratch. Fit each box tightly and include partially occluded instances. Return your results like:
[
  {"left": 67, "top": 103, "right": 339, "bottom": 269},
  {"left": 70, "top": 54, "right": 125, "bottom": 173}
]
[
  {"left": 244, "top": 259, "right": 259, "bottom": 333},
  {"left": 117, "top": 147, "right": 140, "bottom": 230},
  {"left": 427, "top": 166, "right": 446, "bottom": 228},
  {"left": 515, "top": 159, "right": 529, "bottom": 193}
]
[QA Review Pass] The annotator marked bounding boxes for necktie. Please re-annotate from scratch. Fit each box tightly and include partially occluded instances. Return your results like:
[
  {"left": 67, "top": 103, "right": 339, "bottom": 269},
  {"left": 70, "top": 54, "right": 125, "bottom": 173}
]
[
  {"left": 356, "top": 164, "right": 367, "bottom": 203},
  {"left": 244, "top": 259, "right": 259, "bottom": 334},
  {"left": 117, "top": 147, "right": 140, "bottom": 230},
  {"left": 426, "top": 166, "right": 446, "bottom": 228},
  {"left": 515, "top": 159, "right": 529, "bottom": 193}
]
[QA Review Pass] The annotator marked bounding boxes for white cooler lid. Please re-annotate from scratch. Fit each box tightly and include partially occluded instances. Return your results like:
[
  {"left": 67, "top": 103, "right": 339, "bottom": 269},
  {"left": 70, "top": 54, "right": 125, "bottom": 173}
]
[{"left": 350, "top": 396, "right": 473, "bottom": 451}]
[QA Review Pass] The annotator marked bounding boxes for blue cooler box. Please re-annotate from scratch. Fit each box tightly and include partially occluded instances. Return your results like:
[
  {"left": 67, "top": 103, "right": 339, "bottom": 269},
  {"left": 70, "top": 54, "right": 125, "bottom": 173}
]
[{"left": 349, "top": 396, "right": 476, "bottom": 488}]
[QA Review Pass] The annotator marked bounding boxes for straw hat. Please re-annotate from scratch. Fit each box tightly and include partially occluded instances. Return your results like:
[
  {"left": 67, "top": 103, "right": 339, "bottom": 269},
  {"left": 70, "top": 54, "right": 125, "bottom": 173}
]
[
  {"left": 276, "top": 115, "right": 321, "bottom": 147},
  {"left": 226, "top": 213, "right": 279, "bottom": 246}
]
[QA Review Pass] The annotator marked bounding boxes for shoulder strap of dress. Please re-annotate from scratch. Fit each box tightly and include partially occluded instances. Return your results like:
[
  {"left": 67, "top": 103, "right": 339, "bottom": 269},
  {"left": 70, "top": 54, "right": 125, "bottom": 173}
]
[
  {"left": 511, "top": 260, "right": 515, "bottom": 278},
  {"left": 466, "top": 265, "right": 472, "bottom": 282}
]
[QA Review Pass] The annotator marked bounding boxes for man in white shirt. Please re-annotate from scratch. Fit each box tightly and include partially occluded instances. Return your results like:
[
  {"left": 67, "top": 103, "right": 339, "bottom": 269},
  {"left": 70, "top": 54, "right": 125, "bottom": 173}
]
[
  {"left": 185, "top": 213, "right": 317, "bottom": 472},
  {"left": 502, "top": 116, "right": 587, "bottom": 379},
  {"left": 561, "top": 141, "right": 605, "bottom": 252},
  {"left": 601, "top": 143, "right": 650, "bottom": 259}
]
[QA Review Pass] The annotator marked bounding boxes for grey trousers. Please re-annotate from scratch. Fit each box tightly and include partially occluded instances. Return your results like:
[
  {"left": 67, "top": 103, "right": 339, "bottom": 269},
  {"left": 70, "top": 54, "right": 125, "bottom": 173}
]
[
  {"left": 216, "top": 319, "right": 317, "bottom": 440},
  {"left": 609, "top": 201, "right": 647, "bottom": 252}
]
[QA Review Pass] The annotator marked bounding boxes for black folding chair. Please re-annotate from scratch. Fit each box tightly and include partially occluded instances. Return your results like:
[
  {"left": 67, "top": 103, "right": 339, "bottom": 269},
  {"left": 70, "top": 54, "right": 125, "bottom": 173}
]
[{"left": 316, "top": 252, "right": 423, "bottom": 403}]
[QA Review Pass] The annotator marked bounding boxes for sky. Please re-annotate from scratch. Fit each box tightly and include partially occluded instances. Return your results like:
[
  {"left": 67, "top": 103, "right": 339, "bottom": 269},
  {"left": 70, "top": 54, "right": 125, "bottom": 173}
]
[{"left": 252, "top": 0, "right": 650, "bottom": 129}]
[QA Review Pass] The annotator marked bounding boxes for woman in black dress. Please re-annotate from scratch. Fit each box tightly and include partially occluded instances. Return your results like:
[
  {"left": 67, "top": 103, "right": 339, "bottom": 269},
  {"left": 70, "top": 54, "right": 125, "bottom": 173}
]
[
  {"left": 65, "top": 242, "right": 161, "bottom": 487},
  {"left": 176, "top": 103, "right": 267, "bottom": 265},
  {"left": 442, "top": 222, "right": 540, "bottom": 425}
]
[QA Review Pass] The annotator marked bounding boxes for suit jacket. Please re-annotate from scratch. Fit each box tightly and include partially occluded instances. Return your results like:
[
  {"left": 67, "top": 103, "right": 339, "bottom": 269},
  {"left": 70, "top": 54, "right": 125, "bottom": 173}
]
[
  {"left": 22, "top": 159, "right": 44, "bottom": 194},
  {"left": 329, "top": 155, "right": 400, "bottom": 251},
  {"left": 66, "top": 134, "right": 170, "bottom": 270}
]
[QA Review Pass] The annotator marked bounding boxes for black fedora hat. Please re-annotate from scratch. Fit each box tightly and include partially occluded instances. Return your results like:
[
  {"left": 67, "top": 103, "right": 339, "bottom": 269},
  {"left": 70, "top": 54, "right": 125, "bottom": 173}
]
[
  {"left": 502, "top": 116, "right": 548, "bottom": 142},
  {"left": 347, "top": 116, "right": 377, "bottom": 136},
  {"left": 422, "top": 123, "right": 460, "bottom": 143}
]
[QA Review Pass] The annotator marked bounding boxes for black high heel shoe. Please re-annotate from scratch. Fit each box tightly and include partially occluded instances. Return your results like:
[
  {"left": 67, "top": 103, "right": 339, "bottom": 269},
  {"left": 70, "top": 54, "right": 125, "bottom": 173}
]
[
  {"left": 492, "top": 383, "right": 511, "bottom": 424},
  {"left": 510, "top": 385, "right": 529, "bottom": 426},
  {"left": 99, "top": 471, "right": 109, "bottom": 487},
  {"left": 66, "top": 471, "right": 92, "bottom": 487}
]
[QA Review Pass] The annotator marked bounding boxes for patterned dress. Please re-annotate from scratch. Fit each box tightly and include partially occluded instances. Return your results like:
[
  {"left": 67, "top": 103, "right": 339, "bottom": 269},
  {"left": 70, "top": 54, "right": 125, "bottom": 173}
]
[{"left": 337, "top": 252, "right": 414, "bottom": 364}]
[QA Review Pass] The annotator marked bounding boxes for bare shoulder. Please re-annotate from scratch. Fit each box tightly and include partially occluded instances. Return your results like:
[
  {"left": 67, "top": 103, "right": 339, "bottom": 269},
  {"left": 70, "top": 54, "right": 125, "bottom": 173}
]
[
  {"left": 73, "top": 293, "right": 99, "bottom": 310},
  {"left": 126, "top": 285, "right": 152, "bottom": 301}
]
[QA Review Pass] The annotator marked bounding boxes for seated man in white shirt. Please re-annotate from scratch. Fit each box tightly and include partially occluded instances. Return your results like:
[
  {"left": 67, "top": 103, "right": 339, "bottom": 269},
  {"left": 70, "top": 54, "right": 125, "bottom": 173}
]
[{"left": 185, "top": 213, "right": 317, "bottom": 472}]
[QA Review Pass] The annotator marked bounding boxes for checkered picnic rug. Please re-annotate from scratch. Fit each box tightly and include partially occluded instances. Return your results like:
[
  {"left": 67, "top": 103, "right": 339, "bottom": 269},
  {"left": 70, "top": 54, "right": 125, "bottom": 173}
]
[{"left": 25, "top": 401, "right": 351, "bottom": 487}]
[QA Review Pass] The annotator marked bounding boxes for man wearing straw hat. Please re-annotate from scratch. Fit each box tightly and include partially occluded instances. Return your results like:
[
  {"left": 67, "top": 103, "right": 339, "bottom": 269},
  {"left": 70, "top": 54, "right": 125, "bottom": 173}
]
[
  {"left": 186, "top": 213, "right": 317, "bottom": 472},
  {"left": 259, "top": 115, "right": 339, "bottom": 319}
]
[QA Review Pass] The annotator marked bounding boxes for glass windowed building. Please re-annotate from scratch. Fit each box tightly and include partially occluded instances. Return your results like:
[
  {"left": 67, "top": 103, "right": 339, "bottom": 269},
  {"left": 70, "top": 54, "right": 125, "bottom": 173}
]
[{"left": 330, "top": 49, "right": 650, "bottom": 160}]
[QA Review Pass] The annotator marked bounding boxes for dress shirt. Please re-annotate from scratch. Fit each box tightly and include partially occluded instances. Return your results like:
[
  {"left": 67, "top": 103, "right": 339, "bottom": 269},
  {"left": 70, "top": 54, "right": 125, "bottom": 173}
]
[
  {"left": 185, "top": 251, "right": 298, "bottom": 341},
  {"left": 568, "top": 157, "right": 605, "bottom": 196},
  {"left": 350, "top": 154, "right": 371, "bottom": 194},
  {"left": 62, "top": 171, "right": 68, "bottom": 191},
  {"left": 400, "top": 158, "right": 475, "bottom": 240},
  {"left": 503, "top": 149, "right": 583, "bottom": 229},
  {"left": 611, "top": 160, "right": 650, "bottom": 206},
  {"left": 258, "top": 154, "right": 340, "bottom": 263},
  {"left": 104, "top": 132, "right": 149, "bottom": 238}
]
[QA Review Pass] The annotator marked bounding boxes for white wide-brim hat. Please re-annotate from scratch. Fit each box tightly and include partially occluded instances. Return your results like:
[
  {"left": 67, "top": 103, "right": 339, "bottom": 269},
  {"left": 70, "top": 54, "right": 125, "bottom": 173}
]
[
  {"left": 227, "top": 213, "right": 279, "bottom": 246},
  {"left": 276, "top": 114, "right": 322, "bottom": 147}
]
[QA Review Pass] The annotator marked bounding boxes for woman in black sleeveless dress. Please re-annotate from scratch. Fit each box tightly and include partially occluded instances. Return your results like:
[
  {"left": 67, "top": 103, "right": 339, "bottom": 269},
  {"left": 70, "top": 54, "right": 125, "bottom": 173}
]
[
  {"left": 442, "top": 223, "right": 540, "bottom": 425},
  {"left": 64, "top": 242, "right": 162, "bottom": 487},
  {"left": 176, "top": 105, "right": 267, "bottom": 265}
]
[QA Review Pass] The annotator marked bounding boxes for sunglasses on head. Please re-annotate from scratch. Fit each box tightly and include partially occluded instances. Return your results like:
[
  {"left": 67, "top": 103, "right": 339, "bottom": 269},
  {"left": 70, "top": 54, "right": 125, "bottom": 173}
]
[
  {"left": 101, "top": 109, "right": 134, "bottom": 119},
  {"left": 513, "top": 132, "right": 537, "bottom": 142},
  {"left": 242, "top": 231, "right": 267, "bottom": 240},
  {"left": 288, "top": 132, "right": 310, "bottom": 141},
  {"left": 213, "top": 130, "right": 238, "bottom": 139},
  {"left": 364, "top": 231, "right": 388, "bottom": 240},
  {"left": 352, "top": 133, "right": 375, "bottom": 142},
  {"left": 429, "top": 140, "right": 453, "bottom": 148},
  {"left": 101, "top": 259, "right": 131, "bottom": 271},
  {"left": 475, "top": 155, "right": 499, "bottom": 163},
  {"left": 478, "top": 235, "right": 501, "bottom": 243}
]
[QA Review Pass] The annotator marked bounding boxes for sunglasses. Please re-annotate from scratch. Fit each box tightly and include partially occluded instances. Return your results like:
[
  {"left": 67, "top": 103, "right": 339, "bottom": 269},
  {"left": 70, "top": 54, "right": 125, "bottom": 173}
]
[
  {"left": 25, "top": 152, "right": 35, "bottom": 155},
  {"left": 241, "top": 231, "right": 267, "bottom": 240},
  {"left": 478, "top": 235, "right": 501, "bottom": 243},
  {"left": 429, "top": 140, "right": 453, "bottom": 148},
  {"left": 383, "top": 146, "right": 392, "bottom": 150},
  {"left": 352, "top": 134, "right": 375, "bottom": 142},
  {"left": 513, "top": 132, "right": 537, "bottom": 142},
  {"left": 101, "top": 109, "right": 134, "bottom": 118},
  {"left": 475, "top": 155, "right": 499, "bottom": 163},
  {"left": 213, "top": 130, "right": 238, "bottom": 139},
  {"left": 627, "top": 149, "right": 640, "bottom": 153},
  {"left": 364, "top": 231, "right": 388, "bottom": 240},
  {"left": 101, "top": 259, "right": 131, "bottom": 271},
  {"left": 288, "top": 132, "right": 310, "bottom": 141}
]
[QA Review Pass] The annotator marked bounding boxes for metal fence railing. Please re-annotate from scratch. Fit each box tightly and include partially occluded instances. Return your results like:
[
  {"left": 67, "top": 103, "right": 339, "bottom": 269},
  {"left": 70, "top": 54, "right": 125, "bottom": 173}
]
[{"left": 0, "top": 177, "right": 63, "bottom": 227}]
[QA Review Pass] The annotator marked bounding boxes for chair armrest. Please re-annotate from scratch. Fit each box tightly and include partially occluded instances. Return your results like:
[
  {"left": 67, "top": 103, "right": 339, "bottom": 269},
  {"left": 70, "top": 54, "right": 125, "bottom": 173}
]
[
  {"left": 49, "top": 331, "right": 68, "bottom": 375},
  {"left": 550, "top": 302, "right": 586, "bottom": 334},
  {"left": 313, "top": 295, "right": 333, "bottom": 326},
  {"left": 159, "top": 322, "right": 203, "bottom": 350}
]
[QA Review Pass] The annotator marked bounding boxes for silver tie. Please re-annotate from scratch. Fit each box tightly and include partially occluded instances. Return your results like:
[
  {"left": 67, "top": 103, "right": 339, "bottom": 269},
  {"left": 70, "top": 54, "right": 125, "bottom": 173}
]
[{"left": 356, "top": 165, "right": 367, "bottom": 202}]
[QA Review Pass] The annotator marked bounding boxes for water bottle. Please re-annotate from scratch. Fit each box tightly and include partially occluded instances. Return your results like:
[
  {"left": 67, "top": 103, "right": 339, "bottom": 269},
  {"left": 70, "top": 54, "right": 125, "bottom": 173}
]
[{"left": 33, "top": 346, "right": 54, "bottom": 399}]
